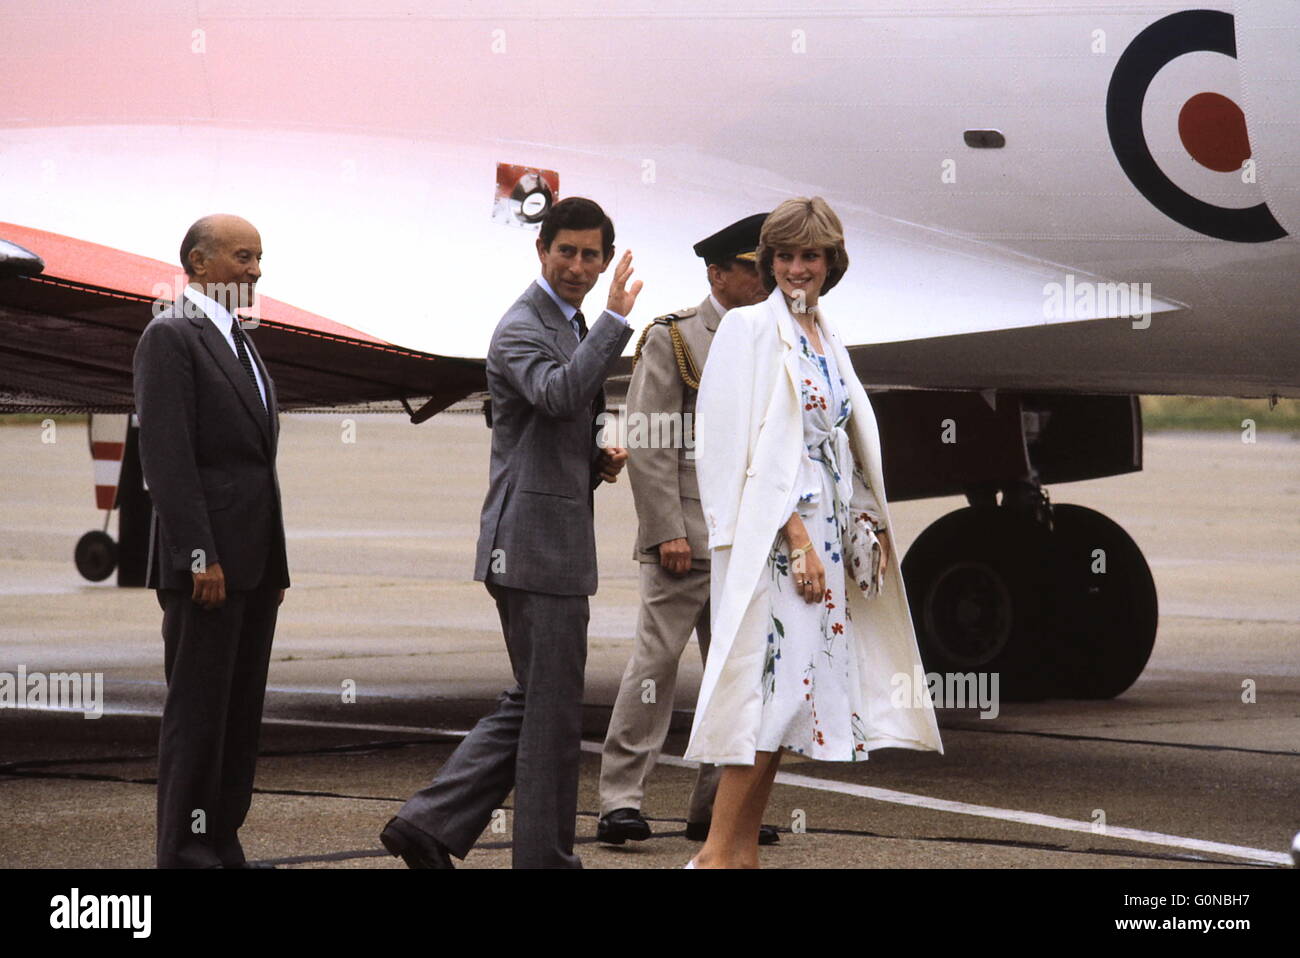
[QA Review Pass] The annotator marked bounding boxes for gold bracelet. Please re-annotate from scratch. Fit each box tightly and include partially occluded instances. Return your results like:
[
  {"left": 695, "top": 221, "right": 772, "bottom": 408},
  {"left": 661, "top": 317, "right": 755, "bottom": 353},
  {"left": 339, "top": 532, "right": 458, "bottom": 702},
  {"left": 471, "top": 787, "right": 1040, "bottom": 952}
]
[{"left": 789, "top": 544, "right": 811, "bottom": 562}]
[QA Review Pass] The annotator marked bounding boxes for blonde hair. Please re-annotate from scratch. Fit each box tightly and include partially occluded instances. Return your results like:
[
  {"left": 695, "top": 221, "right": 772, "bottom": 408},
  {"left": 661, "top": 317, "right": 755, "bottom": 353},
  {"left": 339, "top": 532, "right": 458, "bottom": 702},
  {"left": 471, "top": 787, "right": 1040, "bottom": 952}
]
[{"left": 756, "top": 196, "right": 849, "bottom": 295}]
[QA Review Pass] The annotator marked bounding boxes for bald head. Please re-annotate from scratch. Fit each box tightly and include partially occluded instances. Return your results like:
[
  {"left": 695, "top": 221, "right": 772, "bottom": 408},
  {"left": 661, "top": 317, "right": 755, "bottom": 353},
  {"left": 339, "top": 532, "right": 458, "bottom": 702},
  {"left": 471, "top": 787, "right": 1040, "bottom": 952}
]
[
  {"left": 180, "top": 214, "right": 262, "bottom": 312},
  {"left": 181, "top": 214, "right": 259, "bottom": 279}
]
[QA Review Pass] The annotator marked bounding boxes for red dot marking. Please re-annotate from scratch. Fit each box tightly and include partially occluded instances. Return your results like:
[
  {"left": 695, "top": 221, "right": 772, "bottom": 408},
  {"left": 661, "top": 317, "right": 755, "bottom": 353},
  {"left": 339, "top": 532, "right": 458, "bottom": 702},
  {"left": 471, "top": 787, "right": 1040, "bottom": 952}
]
[{"left": 1178, "top": 91, "right": 1251, "bottom": 173}]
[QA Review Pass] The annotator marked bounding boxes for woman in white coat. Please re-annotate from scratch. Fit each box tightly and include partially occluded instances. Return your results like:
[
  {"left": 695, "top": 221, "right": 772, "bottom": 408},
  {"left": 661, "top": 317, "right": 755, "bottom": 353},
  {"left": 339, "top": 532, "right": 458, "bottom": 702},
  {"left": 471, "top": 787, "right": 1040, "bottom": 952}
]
[{"left": 686, "top": 197, "right": 943, "bottom": 869}]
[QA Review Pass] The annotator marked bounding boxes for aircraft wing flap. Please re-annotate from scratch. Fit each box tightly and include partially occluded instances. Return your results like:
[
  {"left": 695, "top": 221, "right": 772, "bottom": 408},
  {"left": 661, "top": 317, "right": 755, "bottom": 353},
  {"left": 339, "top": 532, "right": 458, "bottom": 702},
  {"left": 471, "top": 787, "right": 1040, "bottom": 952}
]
[{"left": 0, "top": 223, "right": 486, "bottom": 415}]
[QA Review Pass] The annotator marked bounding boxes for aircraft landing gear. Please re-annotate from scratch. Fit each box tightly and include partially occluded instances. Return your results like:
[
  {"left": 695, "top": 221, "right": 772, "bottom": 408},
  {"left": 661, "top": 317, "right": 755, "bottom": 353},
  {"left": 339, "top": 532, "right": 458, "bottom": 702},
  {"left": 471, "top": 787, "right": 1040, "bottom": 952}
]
[
  {"left": 74, "top": 528, "right": 117, "bottom": 582},
  {"left": 901, "top": 489, "right": 1157, "bottom": 701},
  {"left": 73, "top": 417, "right": 150, "bottom": 586},
  {"left": 1044, "top": 503, "right": 1158, "bottom": 698}
]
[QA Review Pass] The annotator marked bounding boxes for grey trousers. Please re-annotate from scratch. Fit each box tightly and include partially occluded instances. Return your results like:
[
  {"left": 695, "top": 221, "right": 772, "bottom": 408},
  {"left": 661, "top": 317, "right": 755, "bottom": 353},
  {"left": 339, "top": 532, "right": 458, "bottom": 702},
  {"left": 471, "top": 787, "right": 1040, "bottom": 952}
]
[
  {"left": 599, "top": 561, "right": 722, "bottom": 823},
  {"left": 397, "top": 582, "right": 589, "bottom": 868},
  {"left": 155, "top": 584, "right": 279, "bottom": 868}
]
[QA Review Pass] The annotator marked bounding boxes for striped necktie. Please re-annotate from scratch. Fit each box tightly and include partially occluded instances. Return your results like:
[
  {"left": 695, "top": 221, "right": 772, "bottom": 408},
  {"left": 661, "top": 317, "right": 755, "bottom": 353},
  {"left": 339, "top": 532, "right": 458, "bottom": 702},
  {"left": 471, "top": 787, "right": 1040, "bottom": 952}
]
[
  {"left": 230, "top": 320, "right": 266, "bottom": 410},
  {"left": 573, "top": 309, "right": 588, "bottom": 341}
]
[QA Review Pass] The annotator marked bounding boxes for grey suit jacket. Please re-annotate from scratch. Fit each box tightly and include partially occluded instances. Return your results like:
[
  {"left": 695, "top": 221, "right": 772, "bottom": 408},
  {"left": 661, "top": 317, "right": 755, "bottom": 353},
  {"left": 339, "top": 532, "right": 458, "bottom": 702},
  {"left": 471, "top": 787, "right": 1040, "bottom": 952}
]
[
  {"left": 473, "top": 281, "right": 634, "bottom": 596},
  {"left": 132, "top": 297, "right": 290, "bottom": 592}
]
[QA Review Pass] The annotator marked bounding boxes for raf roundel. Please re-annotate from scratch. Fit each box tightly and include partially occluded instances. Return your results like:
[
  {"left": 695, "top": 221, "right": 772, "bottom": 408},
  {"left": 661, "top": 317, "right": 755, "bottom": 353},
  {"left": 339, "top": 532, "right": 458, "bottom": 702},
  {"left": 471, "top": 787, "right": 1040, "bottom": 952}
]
[
  {"left": 1177, "top": 91, "right": 1251, "bottom": 174},
  {"left": 1105, "top": 9, "right": 1287, "bottom": 243}
]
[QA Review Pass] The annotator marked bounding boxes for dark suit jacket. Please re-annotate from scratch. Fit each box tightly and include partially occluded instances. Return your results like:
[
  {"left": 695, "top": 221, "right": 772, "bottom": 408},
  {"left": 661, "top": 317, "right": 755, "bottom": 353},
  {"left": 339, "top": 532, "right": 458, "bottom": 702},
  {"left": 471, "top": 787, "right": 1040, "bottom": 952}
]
[
  {"left": 132, "top": 296, "right": 290, "bottom": 592},
  {"left": 473, "top": 281, "right": 633, "bottom": 596}
]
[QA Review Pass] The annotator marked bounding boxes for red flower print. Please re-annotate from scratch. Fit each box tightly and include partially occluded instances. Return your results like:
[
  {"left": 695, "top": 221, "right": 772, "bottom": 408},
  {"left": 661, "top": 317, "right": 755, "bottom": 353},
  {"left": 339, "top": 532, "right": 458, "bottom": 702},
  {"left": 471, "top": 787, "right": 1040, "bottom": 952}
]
[{"left": 831, "top": 623, "right": 844, "bottom": 635}]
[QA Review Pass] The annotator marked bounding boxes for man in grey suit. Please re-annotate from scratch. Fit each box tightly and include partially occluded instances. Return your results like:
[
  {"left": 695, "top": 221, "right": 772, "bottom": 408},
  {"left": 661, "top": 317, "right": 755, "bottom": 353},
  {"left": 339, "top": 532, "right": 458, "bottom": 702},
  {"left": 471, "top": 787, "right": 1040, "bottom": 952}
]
[
  {"left": 382, "top": 196, "right": 639, "bottom": 869},
  {"left": 133, "top": 214, "right": 289, "bottom": 868}
]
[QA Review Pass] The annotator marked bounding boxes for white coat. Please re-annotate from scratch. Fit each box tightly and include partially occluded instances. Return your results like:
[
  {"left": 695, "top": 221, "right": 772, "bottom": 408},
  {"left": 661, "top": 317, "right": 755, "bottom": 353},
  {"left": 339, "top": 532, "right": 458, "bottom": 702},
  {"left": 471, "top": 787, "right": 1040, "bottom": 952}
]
[{"left": 685, "top": 287, "right": 944, "bottom": 764}]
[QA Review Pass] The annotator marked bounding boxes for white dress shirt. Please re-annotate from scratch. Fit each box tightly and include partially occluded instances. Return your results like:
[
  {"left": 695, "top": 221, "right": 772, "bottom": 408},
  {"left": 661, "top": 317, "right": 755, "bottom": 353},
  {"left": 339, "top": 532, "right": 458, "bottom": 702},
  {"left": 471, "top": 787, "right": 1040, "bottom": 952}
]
[{"left": 183, "top": 284, "right": 268, "bottom": 409}]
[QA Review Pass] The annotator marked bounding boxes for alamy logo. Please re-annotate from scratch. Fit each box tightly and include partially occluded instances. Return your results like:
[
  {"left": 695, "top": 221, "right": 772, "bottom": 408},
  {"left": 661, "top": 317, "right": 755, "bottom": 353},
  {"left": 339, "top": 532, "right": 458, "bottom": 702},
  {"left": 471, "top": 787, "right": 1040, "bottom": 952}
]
[
  {"left": 890, "top": 666, "right": 1000, "bottom": 719},
  {"left": 150, "top": 276, "right": 261, "bottom": 326},
  {"left": 1042, "top": 273, "right": 1153, "bottom": 329},
  {"left": 0, "top": 666, "right": 103, "bottom": 719},
  {"left": 595, "top": 405, "right": 696, "bottom": 456},
  {"left": 49, "top": 888, "right": 151, "bottom": 938}
]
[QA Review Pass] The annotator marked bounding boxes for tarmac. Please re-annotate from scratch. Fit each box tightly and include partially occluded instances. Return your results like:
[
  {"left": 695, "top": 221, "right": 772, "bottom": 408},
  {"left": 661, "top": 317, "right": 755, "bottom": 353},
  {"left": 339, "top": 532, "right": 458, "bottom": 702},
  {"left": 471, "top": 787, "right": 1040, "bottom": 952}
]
[{"left": 1, "top": 413, "right": 1297, "bottom": 870}]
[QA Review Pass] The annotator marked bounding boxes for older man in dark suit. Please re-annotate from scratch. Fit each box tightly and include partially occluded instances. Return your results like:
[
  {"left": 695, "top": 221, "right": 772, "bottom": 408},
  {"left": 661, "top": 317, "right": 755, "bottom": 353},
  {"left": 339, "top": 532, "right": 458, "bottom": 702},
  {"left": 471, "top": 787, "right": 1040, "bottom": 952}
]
[
  {"left": 133, "top": 213, "right": 289, "bottom": 869},
  {"left": 382, "top": 196, "right": 638, "bottom": 869}
]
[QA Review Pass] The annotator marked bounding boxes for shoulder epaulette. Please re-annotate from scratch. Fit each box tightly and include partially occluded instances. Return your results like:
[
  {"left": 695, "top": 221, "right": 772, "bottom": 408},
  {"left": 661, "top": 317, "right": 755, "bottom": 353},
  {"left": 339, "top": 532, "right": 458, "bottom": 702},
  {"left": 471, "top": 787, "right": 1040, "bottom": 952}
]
[
  {"left": 632, "top": 307, "right": 701, "bottom": 389},
  {"left": 633, "top": 307, "right": 692, "bottom": 364}
]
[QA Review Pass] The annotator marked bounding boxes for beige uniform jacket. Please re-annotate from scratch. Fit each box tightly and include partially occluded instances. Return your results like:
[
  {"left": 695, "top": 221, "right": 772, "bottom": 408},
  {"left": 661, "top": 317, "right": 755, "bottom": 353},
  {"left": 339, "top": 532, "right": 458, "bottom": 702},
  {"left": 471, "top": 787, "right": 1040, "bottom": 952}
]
[{"left": 627, "top": 296, "right": 722, "bottom": 570}]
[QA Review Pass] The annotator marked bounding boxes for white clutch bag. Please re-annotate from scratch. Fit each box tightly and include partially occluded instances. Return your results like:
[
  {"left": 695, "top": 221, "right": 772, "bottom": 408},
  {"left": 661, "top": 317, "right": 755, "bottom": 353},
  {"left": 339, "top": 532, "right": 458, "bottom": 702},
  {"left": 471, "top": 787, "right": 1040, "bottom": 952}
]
[{"left": 848, "top": 513, "right": 884, "bottom": 600}]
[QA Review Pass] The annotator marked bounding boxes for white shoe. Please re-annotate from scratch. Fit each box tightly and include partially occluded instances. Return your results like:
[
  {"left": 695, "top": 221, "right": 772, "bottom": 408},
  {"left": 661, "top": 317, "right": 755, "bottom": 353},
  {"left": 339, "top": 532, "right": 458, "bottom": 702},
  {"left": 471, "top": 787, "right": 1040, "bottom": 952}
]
[{"left": 683, "top": 859, "right": 697, "bottom": 869}]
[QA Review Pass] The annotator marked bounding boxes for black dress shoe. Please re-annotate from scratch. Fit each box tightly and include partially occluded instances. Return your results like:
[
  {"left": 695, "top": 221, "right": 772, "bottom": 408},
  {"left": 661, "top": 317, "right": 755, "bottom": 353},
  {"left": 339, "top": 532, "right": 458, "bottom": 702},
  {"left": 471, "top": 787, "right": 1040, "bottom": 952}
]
[
  {"left": 225, "top": 861, "right": 277, "bottom": 869},
  {"left": 685, "top": 821, "right": 781, "bottom": 845},
  {"left": 596, "top": 808, "right": 652, "bottom": 845},
  {"left": 380, "top": 817, "right": 455, "bottom": 869}
]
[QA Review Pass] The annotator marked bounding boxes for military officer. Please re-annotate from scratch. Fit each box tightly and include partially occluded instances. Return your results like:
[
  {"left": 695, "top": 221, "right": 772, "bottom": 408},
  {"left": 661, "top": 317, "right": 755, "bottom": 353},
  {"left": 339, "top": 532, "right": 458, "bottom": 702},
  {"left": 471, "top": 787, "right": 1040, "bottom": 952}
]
[{"left": 597, "top": 213, "right": 780, "bottom": 846}]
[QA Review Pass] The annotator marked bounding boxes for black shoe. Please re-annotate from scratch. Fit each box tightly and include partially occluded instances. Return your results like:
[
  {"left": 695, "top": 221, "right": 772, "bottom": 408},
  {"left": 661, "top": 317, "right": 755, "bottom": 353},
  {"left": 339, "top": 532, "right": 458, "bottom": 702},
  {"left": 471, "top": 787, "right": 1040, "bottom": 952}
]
[
  {"left": 225, "top": 861, "right": 277, "bottom": 869},
  {"left": 380, "top": 817, "right": 455, "bottom": 869},
  {"left": 597, "top": 808, "right": 652, "bottom": 845},
  {"left": 685, "top": 821, "right": 781, "bottom": 845}
]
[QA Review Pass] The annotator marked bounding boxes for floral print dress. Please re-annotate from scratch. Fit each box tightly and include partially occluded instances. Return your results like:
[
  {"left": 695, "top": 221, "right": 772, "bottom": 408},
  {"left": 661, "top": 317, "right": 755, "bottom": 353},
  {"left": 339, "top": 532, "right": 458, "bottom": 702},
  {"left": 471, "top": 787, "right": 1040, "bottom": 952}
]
[{"left": 754, "top": 323, "right": 884, "bottom": 761}]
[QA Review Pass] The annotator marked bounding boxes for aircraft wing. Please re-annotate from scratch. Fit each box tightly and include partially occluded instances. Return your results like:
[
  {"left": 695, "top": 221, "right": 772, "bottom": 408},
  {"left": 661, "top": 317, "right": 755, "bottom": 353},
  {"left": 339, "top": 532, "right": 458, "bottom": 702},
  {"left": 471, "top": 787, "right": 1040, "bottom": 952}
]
[
  {"left": 0, "top": 223, "right": 485, "bottom": 418},
  {"left": 846, "top": 302, "right": 1293, "bottom": 398}
]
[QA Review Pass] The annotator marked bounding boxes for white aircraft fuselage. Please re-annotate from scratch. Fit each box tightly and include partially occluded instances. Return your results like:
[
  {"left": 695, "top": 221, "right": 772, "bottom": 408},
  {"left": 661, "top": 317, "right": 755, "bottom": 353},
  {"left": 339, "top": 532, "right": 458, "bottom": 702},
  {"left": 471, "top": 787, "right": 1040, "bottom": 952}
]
[{"left": 1, "top": 0, "right": 1295, "bottom": 396}]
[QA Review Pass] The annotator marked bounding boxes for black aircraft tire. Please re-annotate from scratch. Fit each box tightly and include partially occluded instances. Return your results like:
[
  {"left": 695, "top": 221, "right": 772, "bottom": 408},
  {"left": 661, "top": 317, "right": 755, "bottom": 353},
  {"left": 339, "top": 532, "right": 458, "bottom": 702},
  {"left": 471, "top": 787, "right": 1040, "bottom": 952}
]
[
  {"left": 1045, "top": 504, "right": 1158, "bottom": 699},
  {"left": 901, "top": 507, "right": 1056, "bottom": 702},
  {"left": 74, "top": 530, "right": 117, "bottom": 583}
]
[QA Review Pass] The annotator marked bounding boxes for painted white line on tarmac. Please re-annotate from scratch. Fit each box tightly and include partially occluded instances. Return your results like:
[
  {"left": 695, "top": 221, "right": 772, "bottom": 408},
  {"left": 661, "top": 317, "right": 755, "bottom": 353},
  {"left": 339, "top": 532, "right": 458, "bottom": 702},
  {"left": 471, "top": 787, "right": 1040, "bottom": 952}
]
[
  {"left": 772, "top": 771, "right": 1291, "bottom": 867},
  {"left": 260, "top": 716, "right": 474, "bottom": 737},
  {"left": 590, "top": 742, "right": 1292, "bottom": 867},
  {"left": 28, "top": 707, "right": 1289, "bottom": 866},
  {"left": 17, "top": 705, "right": 473, "bottom": 739}
]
